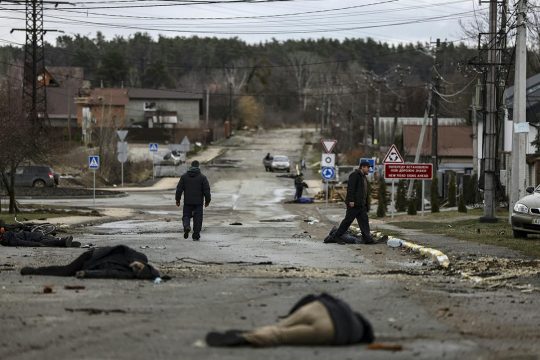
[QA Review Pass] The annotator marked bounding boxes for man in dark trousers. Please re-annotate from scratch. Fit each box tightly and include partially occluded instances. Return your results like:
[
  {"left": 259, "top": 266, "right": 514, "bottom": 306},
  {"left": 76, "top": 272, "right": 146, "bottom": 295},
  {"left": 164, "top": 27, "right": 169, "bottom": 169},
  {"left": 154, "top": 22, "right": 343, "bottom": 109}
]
[
  {"left": 293, "top": 173, "right": 308, "bottom": 200},
  {"left": 175, "top": 160, "right": 211, "bottom": 241},
  {"left": 327, "top": 161, "right": 374, "bottom": 244}
]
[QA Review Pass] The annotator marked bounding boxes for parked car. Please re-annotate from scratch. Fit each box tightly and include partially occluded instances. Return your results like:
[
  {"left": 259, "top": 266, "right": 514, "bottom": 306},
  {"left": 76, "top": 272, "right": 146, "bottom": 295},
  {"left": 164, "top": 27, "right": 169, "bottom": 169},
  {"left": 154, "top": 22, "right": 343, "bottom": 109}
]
[
  {"left": 13, "top": 165, "right": 59, "bottom": 187},
  {"left": 511, "top": 185, "right": 540, "bottom": 238},
  {"left": 162, "top": 150, "right": 184, "bottom": 165},
  {"left": 271, "top": 155, "right": 291, "bottom": 172}
]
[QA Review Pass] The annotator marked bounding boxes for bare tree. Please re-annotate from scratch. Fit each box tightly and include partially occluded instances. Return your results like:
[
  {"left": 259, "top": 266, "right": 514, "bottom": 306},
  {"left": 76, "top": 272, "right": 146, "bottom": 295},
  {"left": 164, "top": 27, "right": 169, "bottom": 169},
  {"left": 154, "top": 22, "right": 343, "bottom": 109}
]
[
  {"left": 0, "top": 80, "right": 41, "bottom": 213},
  {"left": 287, "top": 51, "right": 321, "bottom": 113}
]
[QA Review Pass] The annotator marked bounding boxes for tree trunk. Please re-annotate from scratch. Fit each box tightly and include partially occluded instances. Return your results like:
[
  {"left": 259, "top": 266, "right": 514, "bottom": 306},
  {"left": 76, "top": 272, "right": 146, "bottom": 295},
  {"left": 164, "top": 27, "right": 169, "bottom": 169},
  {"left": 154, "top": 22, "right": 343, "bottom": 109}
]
[{"left": 7, "top": 165, "right": 18, "bottom": 214}]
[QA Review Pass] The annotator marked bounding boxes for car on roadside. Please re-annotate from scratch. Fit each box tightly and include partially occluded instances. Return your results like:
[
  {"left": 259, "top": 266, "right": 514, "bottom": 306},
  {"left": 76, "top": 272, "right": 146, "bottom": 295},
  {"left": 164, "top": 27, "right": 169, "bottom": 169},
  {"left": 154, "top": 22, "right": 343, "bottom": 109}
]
[
  {"left": 270, "top": 155, "right": 291, "bottom": 172},
  {"left": 13, "top": 165, "right": 59, "bottom": 187},
  {"left": 511, "top": 185, "right": 540, "bottom": 238}
]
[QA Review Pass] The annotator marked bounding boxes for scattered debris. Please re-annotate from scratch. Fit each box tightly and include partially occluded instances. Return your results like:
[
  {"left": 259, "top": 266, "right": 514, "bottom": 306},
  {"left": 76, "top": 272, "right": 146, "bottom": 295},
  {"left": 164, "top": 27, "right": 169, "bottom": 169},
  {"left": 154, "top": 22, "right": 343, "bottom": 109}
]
[
  {"left": 65, "top": 308, "right": 127, "bottom": 315},
  {"left": 140, "top": 245, "right": 166, "bottom": 250},
  {"left": 64, "top": 285, "right": 86, "bottom": 290},
  {"left": 368, "top": 343, "right": 403, "bottom": 351},
  {"left": 43, "top": 285, "right": 54, "bottom": 294},
  {"left": 230, "top": 222, "right": 243, "bottom": 226},
  {"left": 292, "top": 232, "right": 311, "bottom": 239}
]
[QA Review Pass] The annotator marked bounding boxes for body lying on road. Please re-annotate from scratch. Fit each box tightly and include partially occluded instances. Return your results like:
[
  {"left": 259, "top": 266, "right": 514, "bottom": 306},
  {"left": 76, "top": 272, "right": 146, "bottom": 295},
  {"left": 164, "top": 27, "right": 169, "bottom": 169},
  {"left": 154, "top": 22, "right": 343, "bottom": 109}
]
[
  {"left": 20, "top": 245, "right": 160, "bottom": 280},
  {"left": 0, "top": 226, "right": 80, "bottom": 247}
]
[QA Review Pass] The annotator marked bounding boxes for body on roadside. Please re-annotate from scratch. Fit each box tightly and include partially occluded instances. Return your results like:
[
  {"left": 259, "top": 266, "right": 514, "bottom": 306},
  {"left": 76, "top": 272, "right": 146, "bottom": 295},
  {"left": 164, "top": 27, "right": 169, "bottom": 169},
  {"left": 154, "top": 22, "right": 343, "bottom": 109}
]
[
  {"left": 206, "top": 293, "right": 374, "bottom": 347},
  {"left": 0, "top": 226, "right": 79, "bottom": 247},
  {"left": 175, "top": 160, "right": 211, "bottom": 241},
  {"left": 20, "top": 245, "right": 160, "bottom": 279}
]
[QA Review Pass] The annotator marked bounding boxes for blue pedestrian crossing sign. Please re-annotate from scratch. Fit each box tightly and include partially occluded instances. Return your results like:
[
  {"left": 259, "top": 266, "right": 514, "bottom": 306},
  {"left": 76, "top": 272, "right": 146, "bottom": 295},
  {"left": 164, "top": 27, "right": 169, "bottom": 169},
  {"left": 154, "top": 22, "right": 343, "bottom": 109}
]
[
  {"left": 88, "top": 155, "right": 100, "bottom": 170},
  {"left": 359, "top": 158, "right": 375, "bottom": 174},
  {"left": 149, "top": 143, "right": 159, "bottom": 152},
  {"left": 321, "top": 166, "right": 336, "bottom": 180}
]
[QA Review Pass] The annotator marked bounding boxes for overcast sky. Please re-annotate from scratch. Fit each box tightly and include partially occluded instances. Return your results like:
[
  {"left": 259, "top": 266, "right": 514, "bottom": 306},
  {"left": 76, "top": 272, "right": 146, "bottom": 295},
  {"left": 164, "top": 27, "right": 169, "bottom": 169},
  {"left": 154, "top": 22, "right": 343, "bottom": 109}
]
[{"left": 0, "top": 0, "right": 486, "bottom": 47}]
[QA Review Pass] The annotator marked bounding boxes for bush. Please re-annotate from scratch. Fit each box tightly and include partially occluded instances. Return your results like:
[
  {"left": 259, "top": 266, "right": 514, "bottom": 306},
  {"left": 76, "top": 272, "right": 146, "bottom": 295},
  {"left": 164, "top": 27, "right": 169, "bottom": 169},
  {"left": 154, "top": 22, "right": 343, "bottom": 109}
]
[
  {"left": 407, "top": 197, "right": 417, "bottom": 215},
  {"left": 448, "top": 172, "right": 456, "bottom": 207},
  {"left": 376, "top": 177, "right": 387, "bottom": 218},
  {"left": 396, "top": 180, "right": 407, "bottom": 212},
  {"left": 431, "top": 177, "right": 440, "bottom": 213},
  {"left": 458, "top": 193, "right": 467, "bottom": 213}
]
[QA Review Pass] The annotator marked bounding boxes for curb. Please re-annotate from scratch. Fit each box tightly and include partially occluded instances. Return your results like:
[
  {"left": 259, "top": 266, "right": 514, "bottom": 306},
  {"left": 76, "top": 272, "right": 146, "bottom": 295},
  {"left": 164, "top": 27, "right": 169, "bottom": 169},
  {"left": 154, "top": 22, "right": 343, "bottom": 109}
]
[{"left": 386, "top": 237, "right": 450, "bottom": 268}]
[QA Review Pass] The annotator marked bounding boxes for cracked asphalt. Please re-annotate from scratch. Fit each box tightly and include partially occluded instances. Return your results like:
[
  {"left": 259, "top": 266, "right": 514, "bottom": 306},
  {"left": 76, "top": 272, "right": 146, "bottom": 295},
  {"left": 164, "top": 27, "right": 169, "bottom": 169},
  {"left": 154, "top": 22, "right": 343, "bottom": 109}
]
[{"left": 1, "top": 129, "right": 539, "bottom": 360}]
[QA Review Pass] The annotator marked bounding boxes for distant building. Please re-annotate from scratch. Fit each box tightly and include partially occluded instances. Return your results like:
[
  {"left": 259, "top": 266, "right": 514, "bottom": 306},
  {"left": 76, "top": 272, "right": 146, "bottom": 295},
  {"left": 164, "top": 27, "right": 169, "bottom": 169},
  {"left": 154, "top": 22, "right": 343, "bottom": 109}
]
[
  {"left": 45, "top": 66, "right": 85, "bottom": 128},
  {"left": 374, "top": 116, "right": 466, "bottom": 147},
  {"left": 125, "top": 88, "right": 203, "bottom": 129}
]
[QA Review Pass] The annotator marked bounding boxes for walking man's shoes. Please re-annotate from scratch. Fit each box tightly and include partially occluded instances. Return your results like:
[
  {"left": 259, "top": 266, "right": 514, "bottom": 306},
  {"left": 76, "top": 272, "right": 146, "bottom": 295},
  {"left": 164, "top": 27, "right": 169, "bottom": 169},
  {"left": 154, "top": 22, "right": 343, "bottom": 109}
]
[
  {"left": 183, "top": 227, "right": 191, "bottom": 239},
  {"left": 192, "top": 233, "right": 200, "bottom": 241}
]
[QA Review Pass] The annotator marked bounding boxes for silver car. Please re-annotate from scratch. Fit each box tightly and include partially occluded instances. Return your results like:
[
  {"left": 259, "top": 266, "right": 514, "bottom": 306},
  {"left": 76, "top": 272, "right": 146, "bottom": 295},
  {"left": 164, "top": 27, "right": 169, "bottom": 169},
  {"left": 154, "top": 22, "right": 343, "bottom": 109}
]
[
  {"left": 271, "top": 155, "right": 291, "bottom": 172},
  {"left": 511, "top": 185, "right": 540, "bottom": 238}
]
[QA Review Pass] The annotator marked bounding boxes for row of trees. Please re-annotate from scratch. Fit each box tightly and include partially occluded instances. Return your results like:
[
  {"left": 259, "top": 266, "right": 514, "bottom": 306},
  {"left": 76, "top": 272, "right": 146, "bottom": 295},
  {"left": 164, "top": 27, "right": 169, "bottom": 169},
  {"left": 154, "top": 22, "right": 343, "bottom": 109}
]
[{"left": 375, "top": 172, "right": 480, "bottom": 217}]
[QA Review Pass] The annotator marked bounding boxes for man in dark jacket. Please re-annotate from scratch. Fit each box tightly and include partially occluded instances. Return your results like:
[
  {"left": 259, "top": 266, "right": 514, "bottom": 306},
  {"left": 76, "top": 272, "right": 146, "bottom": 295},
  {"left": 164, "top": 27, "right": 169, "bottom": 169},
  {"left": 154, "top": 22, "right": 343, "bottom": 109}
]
[
  {"left": 20, "top": 245, "right": 160, "bottom": 280},
  {"left": 175, "top": 160, "right": 211, "bottom": 241},
  {"left": 327, "top": 161, "right": 374, "bottom": 244},
  {"left": 206, "top": 293, "right": 374, "bottom": 347},
  {"left": 293, "top": 173, "right": 308, "bottom": 200},
  {"left": 0, "top": 226, "right": 80, "bottom": 247}
]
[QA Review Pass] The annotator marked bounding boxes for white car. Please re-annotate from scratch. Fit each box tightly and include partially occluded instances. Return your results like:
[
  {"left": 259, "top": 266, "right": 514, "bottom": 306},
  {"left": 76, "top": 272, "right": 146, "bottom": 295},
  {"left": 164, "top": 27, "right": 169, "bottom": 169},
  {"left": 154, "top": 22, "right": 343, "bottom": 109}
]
[{"left": 271, "top": 155, "right": 291, "bottom": 172}]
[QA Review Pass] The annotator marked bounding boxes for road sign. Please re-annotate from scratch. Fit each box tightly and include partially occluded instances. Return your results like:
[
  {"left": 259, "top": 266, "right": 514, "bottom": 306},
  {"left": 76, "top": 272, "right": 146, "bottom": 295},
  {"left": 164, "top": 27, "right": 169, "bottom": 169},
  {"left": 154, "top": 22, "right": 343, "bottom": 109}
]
[
  {"left": 321, "top": 139, "right": 337, "bottom": 153},
  {"left": 149, "top": 143, "right": 159, "bottom": 152},
  {"left": 117, "top": 152, "right": 128, "bottom": 163},
  {"left": 117, "top": 141, "right": 128, "bottom": 154},
  {"left": 383, "top": 144, "right": 404, "bottom": 164},
  {"left": 321, "top": 166, "right": 336, "bottom": 180},
  {"left": 88, "top": 155, "right": 100, "bottom": 170},
  {"left": 321, "top": 153, "right": 335, "bottom": 167},
  {"left": 360, "top": 158, "right": 375, "bottom": 174},
  {"left": 116, "top": 130, "right": 128, "bottom": 141},
  {"left": 384, "top": 163, "right": 433, "bottom": 180}
]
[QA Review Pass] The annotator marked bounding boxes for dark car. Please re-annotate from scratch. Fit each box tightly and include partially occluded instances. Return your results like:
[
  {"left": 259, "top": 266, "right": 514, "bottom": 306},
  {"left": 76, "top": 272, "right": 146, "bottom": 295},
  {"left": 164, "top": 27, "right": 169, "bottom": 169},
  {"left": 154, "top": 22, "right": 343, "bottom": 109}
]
[{"left": 13, "top": 165, "right": 59, "bottom": 187}]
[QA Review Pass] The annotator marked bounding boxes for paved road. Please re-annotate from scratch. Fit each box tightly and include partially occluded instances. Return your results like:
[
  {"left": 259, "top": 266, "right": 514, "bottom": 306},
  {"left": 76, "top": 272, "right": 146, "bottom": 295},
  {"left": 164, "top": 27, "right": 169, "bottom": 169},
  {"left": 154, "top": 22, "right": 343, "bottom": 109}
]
[{"left": 2, "top": 129, "right": 539, "bottom": 360}]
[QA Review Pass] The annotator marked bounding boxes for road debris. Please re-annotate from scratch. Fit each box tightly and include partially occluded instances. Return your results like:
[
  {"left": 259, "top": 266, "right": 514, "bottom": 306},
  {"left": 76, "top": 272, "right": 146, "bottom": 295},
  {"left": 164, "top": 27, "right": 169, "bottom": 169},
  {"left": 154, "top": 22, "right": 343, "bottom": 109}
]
[
  {"left": 368, "top": 343, "right": 403, "bottom": 351},
  {"left": 64, "top": 285, "right": 86, "bottom": 290},
  {"left": 385, "top": 237, "right": 450, "bottom": 268}
]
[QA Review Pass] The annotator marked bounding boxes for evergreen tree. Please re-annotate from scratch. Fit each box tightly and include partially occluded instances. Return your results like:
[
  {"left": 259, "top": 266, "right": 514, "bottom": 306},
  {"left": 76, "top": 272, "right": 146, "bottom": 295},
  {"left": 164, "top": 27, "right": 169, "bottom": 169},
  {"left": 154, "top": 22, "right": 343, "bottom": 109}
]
[
  {"left": 431, "top": 177, "right": 440, "bottom": 213},
  {"left": 396, "top": 180, "right": 407, "bottom": 212},
  {"left": 458, "top": 192, "right": 467, "bottom": 213},
  {"left": 448, "top": 172, "right": 456, "bottom": 207},
  {"left": 407, "top": 196, "right": 417, "bottom": 215},
  {"left": 377, "top": 177, "right": 387, "bottom": 218},
  {"left": 415, "top": 181, "right": 422, "bottom": 210}
]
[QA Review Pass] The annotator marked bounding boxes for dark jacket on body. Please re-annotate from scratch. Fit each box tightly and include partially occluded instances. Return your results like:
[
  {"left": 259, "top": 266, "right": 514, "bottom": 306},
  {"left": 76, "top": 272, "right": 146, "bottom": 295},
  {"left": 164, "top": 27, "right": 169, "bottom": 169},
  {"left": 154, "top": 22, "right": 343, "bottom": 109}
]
[
  {"left": 1, "top": 231, "right": 59, "bottom": 247},
  {"left": 175, "top": 167, "right": 211, "bottom": 205},
  {"left": 345, "top": 170, "right": 370, "bottom": 209},
  {"left": 288, "top": 293, "right": 375, "bottom": 345}
]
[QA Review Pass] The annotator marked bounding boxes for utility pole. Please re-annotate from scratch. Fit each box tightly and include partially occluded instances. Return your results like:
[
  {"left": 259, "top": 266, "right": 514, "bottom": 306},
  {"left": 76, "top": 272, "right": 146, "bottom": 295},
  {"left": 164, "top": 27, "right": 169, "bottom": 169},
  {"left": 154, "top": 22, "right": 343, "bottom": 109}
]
[
  {"left": 10, "top": 0, "right": 65, "bottom": 126},
  {"left": 481, "top": 0, "right": 499, "bottom": 223},
  {"left": 374, "top": 80, "right": 381, "bottom": 149},
  {"left": 510, "top": 0, "right": 528, "bottom": 222},
  {"left": 228, "top": 81, "right": 233, "bottom": 125},
  {"left": 431, "top": 39, "right": 441, "bottom": 172},
  {"left": 205, "top": 87, "right": 209, "bottom": 127},
  {"left": 364, "top": 86, "right": 370, "bottom": 146},
  {"left": 66, "top": 74, "right": 72, "bottom": 143}
]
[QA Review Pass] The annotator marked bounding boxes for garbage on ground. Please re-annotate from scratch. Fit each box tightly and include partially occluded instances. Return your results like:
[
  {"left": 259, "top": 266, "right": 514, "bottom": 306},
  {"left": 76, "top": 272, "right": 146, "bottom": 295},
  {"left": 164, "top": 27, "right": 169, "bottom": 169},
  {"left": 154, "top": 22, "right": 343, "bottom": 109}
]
[
  {"left": 153, "top": 277, "right": 162, "bottom": 284},
  {"left": 140, "top": 245, "right": 166, "bottom": 250},
  {"left": 367, "top": 343, "right": 403, "bottom": 351},
  {"left": 230, "top": 222, "right": 243, "bottom": 225},
  {"left": 43, "top": 285, "right": 54, "bottom": 294},
  {"left": 385, "top": 236, "right": 450, "bottom": 268},
  {"left": 64, "top": 285, "right": 85, "bottom": 290}
]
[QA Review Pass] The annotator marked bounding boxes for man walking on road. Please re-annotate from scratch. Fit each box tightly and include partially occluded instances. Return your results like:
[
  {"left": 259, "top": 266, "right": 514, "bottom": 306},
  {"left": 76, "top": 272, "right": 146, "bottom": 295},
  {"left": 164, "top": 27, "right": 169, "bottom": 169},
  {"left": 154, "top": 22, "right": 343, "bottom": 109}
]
[
  {"left": 175, "top": 160, "right": 211, "bottom": 241},
  {"left": 326, "top": 161, "right": 373, "bottom": 244}
]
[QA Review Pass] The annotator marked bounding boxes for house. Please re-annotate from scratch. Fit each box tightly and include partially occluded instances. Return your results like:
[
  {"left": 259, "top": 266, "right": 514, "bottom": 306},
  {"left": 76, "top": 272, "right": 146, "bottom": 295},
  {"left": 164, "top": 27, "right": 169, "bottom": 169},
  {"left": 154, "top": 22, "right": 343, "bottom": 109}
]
[
  {"left": 45, "top": 66, "right": 85, "bottom": 128},
  {"left": 125, "top": 88, "right": 203, "bottom": 128},
  {"left": 75, "top": 88, "right": 129, "bottom": 145},
  {"left": 403, "top": 124, "right": 473, "bottom": 197},
  {"left": 375, "top": 116, "right": 466, "bottom": 147},
  {"left": 502, "top": 73, "right": 540, "bottom": 185}
]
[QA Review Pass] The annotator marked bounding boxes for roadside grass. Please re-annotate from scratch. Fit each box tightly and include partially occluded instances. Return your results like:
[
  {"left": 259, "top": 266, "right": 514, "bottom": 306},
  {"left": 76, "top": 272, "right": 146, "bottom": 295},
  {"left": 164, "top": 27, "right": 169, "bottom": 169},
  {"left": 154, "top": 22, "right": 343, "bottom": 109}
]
[{"left": 391, "top": 214, "right": 540, "bottom": 258}]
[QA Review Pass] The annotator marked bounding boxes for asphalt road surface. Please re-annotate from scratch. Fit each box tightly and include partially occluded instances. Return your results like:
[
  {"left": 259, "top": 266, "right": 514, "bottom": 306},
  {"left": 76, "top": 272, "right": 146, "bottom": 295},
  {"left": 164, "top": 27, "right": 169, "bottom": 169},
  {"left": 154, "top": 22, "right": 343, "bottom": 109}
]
[{"left": 2, "top": 129, "right": 539, "bottom": 360}]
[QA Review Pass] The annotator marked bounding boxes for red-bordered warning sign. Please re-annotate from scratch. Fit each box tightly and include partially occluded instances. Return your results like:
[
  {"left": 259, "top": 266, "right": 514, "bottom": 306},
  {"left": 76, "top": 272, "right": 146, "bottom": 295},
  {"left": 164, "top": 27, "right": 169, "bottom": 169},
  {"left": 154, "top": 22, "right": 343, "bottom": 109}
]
[
  {"left": 383, "top": 144, "right": 404, "bottom": 164},
  {"left": 321, "top": 139, "right": 337, "bottom": 153}
]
